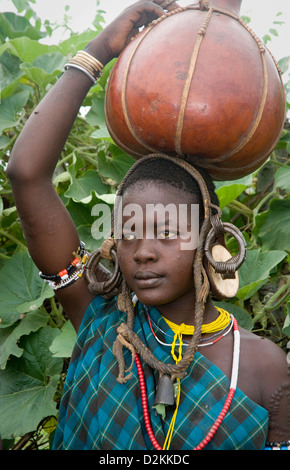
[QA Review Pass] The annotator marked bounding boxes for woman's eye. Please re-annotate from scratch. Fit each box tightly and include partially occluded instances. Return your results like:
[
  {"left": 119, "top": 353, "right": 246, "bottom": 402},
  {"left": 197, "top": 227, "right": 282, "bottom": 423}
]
[
  {"left": 122, "top": 233, "right": 136, "bottom": 241},
  {"left": 158, "top": 230, "right": 176, "bottom": 239}
]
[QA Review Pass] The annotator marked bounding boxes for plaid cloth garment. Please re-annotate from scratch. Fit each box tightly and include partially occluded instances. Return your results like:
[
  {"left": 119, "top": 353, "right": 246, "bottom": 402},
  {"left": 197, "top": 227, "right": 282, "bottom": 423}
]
[{"left": 53, "top": 296, "right": 268, "bottom": 450}]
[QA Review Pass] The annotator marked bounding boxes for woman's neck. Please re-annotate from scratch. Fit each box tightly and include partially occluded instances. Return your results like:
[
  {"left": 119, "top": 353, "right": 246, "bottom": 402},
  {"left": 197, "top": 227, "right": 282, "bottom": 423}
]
[{"left": 157, "top": 293, "right": 218, "bottom": 326}]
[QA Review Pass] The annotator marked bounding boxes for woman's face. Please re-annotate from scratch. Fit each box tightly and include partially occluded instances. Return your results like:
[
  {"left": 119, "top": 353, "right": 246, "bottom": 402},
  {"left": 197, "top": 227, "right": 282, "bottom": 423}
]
[{"left": 116, "top": 182, "right": 201, "bottom": 312}]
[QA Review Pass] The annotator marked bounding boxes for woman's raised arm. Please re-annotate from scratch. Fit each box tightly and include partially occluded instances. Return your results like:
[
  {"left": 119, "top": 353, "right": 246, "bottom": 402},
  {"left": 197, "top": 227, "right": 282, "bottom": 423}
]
[{"left": 6, "top": 1, "right": 165, "bottom": 330}]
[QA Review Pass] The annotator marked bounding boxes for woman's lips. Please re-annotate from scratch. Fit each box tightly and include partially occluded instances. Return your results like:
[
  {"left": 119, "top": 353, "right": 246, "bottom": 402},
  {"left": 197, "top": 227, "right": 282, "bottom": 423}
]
[{"left": 134, "top": 271, "right": 164, "bottom": 288}]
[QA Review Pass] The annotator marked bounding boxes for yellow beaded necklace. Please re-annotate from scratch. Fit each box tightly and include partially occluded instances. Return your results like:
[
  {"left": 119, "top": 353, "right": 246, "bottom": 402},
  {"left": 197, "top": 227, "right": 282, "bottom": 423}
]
[
  {"left": 161, "top": 307, "right": 231, "bottom": 450},
  {"left": 163, "top": 307, "right": 231, "bottom": 337}
]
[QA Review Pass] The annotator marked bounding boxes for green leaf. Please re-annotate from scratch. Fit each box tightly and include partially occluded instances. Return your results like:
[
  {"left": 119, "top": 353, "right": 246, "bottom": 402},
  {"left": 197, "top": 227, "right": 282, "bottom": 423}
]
[
  {"left": 0, "top": 89, "right": 30, "bottom": 133},
  {"left": 282, "top": 301, "right": 290, "bottom": 336},
  {"left": 33, "top": 51, "right": 66, "bottom": 72},
  {"left": 57, "top": 30, "right": 99, "bottom": 56},
  {"left": 0, "top": 327, "right": 63, "bottom": 439},
  {"left": 241, "top": 15, "right": 251, "bottom": 24},
  {"left": 256, "top": 198, "right": 290, "bottom": 252},
  {"left": 66, "top": 193, "right": 113, "bottom": 252},
  {"left": 0, "top": 251, "right": 54, "bottom": 328},
  {"left": 214, "top": 175, "right": 252, "bottom": 209},
  {"left": 49, "top": 321, "right": 77, "bottom": 358},
  {"left": 237, "top": 249, "right": 287, "bottom": 300},
  {"left": 65, "top": 198, "right": 99, "bottom": 251},
  {"left": 0, "top": 309, "right": 49, "bottom": 370},
  {"left": 269, "top": 28, "right": 278, "bottom": 37},
  {"left": 0, "top": 12, "right": 45, "bottom": 41},
  {"left": 275, "top": 166, "right": 290, "bottom": 192},
  {"left": 66, "top": 153, "right": 86, "bottom": 178},
  {"left": 97, "top": 148, "right": 135, "bottom": 184},
  {"left": 20, "top": 52, "right": 66, "bottom": 88},
  {"left": 153, "top": 403, "right": 166, "bottom": 420},
  {"left": 11, "top": 0, "right": 33, "bottom": 13},
  {"left": 64, "top": 169, "right": 108, "bottom": 203},
  {"left": 262, "top": 34, "right": 271, "bottom": 44},
  {"left": 214, "top": 301, "right": 253, "bottom": 330},
  {"left": 278, "top": 56, "right": 290, "bottom": 75},
  {"left": 85, "top": 96, "right": 105, "bottom": 128},
  {"left": 0, "top": 49, "right": 24, "bottom": 99},
  {"left": 0, "top": 37, "right": 59, "bottom": 64},
  {"left": 91, "top": 125, "right": 112, "bottom": 141},
  {"left": 52, "top": 169, "right": 72, "bottom": 187},
  {"left": 0, "top": 135, "right": 10, "bottom": 149}
]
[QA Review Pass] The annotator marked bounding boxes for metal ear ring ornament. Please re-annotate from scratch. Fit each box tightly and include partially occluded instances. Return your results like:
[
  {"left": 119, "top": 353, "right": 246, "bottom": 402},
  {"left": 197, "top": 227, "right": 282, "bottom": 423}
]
[
  {"left": 204, "top": 222, "right": 247, "bottom": 299},
  {"left": 205, "top": 222, "right": 247, "bottom": 278},
  {"left": 85, "top": 245, "right": 122, "bottom": 298}
]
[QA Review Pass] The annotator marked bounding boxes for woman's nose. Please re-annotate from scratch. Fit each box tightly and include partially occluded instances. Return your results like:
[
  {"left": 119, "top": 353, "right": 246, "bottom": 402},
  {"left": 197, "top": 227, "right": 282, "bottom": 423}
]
[{"left": 133, "top": 239, "right": 159, "bottom": 263}]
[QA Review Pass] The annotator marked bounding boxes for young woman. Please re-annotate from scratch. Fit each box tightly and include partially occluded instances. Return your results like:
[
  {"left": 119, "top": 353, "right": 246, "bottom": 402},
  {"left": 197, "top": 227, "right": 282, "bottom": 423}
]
[{"left": 7, "top": 1, "right": 289, "bottom": 450}]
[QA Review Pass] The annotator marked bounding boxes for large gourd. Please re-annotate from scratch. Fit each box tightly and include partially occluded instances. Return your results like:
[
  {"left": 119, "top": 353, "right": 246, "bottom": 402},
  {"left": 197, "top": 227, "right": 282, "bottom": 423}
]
[{"left": 105, "top": 0, "right": 286, "bottom": 180}]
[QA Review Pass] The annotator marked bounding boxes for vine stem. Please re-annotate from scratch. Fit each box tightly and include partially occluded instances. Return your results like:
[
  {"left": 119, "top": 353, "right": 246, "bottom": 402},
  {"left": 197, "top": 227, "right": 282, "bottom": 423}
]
[
  {"left": 253, "top": 190, "right": 277, "bottom": 214},
  {"left": 65, "top": 142, "right": 98, "bottom": 167},
  {"left": 0, "top": 229, "right": 27, "bottom": 250},
  {"left": 252, "top": 278, "right": 290, "bottom": 324},
  {"left": 228, "top": 200, "right": 252, "bottom": 216},
  {"left": 50, "top": 297, "right": 65, "bottom": 327},
  {"left": 56, "top": 152, "right": 74, "bottom": 167}
]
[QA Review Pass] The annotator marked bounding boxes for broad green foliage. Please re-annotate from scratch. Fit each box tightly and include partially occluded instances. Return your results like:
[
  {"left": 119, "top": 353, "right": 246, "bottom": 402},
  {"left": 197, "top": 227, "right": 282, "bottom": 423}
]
[
  {"left": 0, "top": 327, "right": 63, "bottom": 439},
  {"left": 0, "top": 2, "right": 289, "bottom": 450},
  {"left": 0, "top": 251, "right": 54, "bottom": 328}
]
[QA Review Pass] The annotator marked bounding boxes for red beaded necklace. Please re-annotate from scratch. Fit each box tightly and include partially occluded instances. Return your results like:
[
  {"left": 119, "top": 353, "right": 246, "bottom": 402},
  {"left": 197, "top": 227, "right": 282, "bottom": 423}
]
[{"left": 135, "top": 317, "right": 240, "bottom": 450}]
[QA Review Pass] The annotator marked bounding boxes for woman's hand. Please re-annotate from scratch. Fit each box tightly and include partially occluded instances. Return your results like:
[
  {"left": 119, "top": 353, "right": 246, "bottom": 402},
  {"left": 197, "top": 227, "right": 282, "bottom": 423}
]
[{"left": 85, "top": 1, "right": 178, "bottom": 63}]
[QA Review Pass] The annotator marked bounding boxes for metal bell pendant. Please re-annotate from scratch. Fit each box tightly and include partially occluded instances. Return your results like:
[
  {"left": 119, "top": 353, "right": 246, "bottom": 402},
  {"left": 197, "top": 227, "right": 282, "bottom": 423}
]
[{"left": 154, "top": 374, "right": 175, "bottom": 407}]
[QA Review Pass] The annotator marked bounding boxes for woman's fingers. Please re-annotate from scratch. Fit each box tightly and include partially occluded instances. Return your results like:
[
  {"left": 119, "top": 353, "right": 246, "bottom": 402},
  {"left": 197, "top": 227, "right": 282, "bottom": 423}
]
[
  {"left": 92, "top": 2, "right": 165, "bottom": 59},
  {"left": 152, "top": 0, "right": 180, "bottom": 12},
  {"left": 86, "top": 1, "right": 181, "bottom": 62}
]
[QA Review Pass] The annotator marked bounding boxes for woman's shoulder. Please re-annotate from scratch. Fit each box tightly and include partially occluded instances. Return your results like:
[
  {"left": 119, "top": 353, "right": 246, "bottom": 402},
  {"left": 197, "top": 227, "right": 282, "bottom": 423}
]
[
  {"left": 239, "top": 328, "right": 289, "bottom": 420},
  {"left": 239, "top": 327, "right": 288, "bottom": 369},
  {"left": 242, "top": 328, "right": 290, "bottom": 441}
]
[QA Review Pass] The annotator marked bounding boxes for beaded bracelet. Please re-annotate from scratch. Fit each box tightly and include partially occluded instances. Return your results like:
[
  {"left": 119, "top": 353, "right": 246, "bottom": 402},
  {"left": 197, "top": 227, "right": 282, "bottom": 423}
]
[
  {"left": 264, "top": 441, "right": 290, "bottom": 450},
  {"left": 64, "top": 50, "right": 104, "bottom": 84},
  {"left": 39, "top": 241, "right": 90, "bottom": 290}
]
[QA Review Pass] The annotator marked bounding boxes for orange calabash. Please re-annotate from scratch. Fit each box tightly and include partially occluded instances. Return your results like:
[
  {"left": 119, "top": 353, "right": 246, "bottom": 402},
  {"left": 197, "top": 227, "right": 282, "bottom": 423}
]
[{"left": 105, "top": 0, "right": 286, "bottom": 180}]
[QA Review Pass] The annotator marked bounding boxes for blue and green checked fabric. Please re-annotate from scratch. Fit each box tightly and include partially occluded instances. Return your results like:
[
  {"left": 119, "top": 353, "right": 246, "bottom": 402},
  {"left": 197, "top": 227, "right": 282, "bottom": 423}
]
[{"left": 53, "top": 296, "right": 268, "bottom": 450}]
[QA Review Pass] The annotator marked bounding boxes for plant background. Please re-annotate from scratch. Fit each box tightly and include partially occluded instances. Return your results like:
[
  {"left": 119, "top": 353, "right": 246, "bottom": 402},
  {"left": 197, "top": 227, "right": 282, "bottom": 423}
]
[{"left": 0, "top": 0, "right": 289, "bottom": 450}]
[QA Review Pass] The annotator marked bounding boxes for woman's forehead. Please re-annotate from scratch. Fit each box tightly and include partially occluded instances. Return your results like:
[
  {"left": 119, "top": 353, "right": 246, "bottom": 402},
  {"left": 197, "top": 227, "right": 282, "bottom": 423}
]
[
  {"left": 122, "top": 180, "right": 200, "bottom": 205},
  {"left": 120, "top": 183, "right": 200, "bottom": 222}
]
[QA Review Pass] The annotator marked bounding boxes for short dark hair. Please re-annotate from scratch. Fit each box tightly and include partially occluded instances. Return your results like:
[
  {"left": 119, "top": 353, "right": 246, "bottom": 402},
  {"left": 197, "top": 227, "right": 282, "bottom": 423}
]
[{"left": 122, "top": 158, "right": 220, "bottom": 211}]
